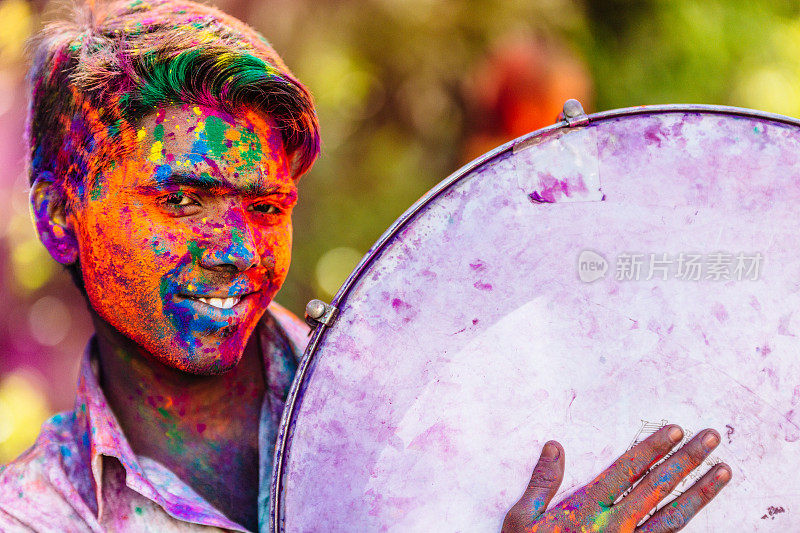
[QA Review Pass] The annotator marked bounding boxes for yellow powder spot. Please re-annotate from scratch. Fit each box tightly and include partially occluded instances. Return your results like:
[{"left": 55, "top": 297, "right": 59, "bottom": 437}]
[
  {"left": 196, "top": 121, "right": 205, "bottom": 132},
  {"left": 137, "top": 127, "right": 146, "bottom": 141},
  {"left": 149, "top": 140, "right": 163, "bottom": 162},
  {"left": 198, "top": 29, "right": 217, "bottom": 43},
  {"left": 193, "top": 106, "right": 201, "bottom": 115}
]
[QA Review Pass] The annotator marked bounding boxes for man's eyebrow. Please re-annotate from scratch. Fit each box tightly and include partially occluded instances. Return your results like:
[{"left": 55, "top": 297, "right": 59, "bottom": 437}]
[{"left": 139, "top": 170, "right": 296, "bottom": 196}]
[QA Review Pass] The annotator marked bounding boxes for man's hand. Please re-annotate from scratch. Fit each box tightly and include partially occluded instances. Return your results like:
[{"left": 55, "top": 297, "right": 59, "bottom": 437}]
[{"left": 502, "top": 425, "right": 731, "bottom": 532}]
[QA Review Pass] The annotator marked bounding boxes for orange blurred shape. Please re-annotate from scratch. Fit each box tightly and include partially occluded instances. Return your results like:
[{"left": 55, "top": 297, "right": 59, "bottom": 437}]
[{"left": 462, "top": 34, "right": 593, "bottom": 162}]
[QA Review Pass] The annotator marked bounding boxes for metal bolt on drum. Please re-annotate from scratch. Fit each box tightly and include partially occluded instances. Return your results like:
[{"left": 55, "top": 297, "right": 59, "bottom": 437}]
[
  {"left": 304, "top": 299, "right": 338, "bottom": 328},
  {"left": 562, "top": 98, "right": 589, "bottom": 126}
]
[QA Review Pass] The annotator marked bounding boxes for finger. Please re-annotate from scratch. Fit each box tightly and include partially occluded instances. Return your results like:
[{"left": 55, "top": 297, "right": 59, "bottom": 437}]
[
  {"left": 635, "top": 463, "right": 732, "bottom": 532},
  {"left": 502, "top": 441, "right": 565, "bottom": 530},
  {"left": 586, "top": 425, "right": 684, "bottom": 506},
  {"left": 517, "top": 441, "right": 565, "bottom": 516},
  {"left": 618, "top": 428, "right": 721, "bottom": 526}
]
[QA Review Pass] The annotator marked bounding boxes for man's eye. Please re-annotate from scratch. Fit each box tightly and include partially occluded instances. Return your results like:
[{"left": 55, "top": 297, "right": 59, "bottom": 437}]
[
  {"left": 164, "top": 193, "right": 196, "bottom": 207},
  {"left": 251, "top": 204, "right": 281, "bottom": 215}
]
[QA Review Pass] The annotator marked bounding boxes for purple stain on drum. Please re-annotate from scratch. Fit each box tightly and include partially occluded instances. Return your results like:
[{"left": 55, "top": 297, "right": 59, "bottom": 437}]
[
  {"left": 473, "top": 281, "right": 493, "bottom": 291},
  {"left": 470, "top": 260, "right": 487, "bottom": 271},
  {"left": 756, "top": 344, "right": 772, "bottom": 357},
  {"left": 566, "top": 389, "right": 577, "bottom": 420},
  {"left": 669, "top": 120, "right": 687, "bottom": 142},
  {"left": 528, "top": 191, "right": 552, "bottom": 204},
  {"left": 644, "top": 123, "right": 665, "bottom": 146},
  {"left": 408, "top": 422, "right": 457, "bottom": 455},
  {"left": 390, "top": 297, "right": 418, "bottom": 323},
  {"left": 420, "top": 268, "right": 437, "bottom": 281},
  {"left": 778, "top": 314, "right": 795, "bottom": 336},
  {"left": 362, "top": 489, "right": 415, "bottom": 519},
  {"left": 533, "top": 172, "right": 590, "bottom": 203},
  {"left": 761, "top": 506, "right": 786, "bottom": 520},
  {"left": 783, "top": 429, "right": 799, "bottom": 443},
  {"left": 646, "top": 320, "right": 666, "bottom": 335},
  {"left": 712, "top": 303, "right": 729, "bottom": 323},
  {"left": 725, "top": 424, "right": 735, "bottom": 444}
]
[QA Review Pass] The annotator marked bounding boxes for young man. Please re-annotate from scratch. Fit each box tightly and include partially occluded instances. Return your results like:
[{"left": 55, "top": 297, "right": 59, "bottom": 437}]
[
  {"left": 2, "top": 2, "right": 316, "bottom": 530},
  {"left": 0, "top": 1, "right": 730, "bottom": 531}
]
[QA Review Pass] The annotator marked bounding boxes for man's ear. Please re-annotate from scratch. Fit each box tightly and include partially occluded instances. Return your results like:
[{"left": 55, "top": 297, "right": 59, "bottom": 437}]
[{"left": 30, "top": 176, "right": 79, "bottom": 265}]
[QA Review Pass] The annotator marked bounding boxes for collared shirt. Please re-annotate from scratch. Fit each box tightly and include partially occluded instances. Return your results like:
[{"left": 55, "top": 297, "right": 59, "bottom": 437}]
[{"left": 0, "top": 303, "right": 308, "bottom": 532}]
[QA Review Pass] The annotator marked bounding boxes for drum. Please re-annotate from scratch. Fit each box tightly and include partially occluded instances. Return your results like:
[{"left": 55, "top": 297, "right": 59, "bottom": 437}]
[{"left": 271, "top": 104, "right": 800, "bottom": 532}]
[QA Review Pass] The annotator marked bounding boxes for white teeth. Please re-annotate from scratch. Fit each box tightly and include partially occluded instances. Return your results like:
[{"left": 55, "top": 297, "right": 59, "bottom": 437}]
[{"left": 196, "top": 296, "right": 240, "bottom": 309}]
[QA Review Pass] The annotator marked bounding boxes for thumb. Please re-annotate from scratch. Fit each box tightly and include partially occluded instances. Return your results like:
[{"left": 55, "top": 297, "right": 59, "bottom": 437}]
[{"left": 503, "top": 441, "right": 565, "bottom": 530}]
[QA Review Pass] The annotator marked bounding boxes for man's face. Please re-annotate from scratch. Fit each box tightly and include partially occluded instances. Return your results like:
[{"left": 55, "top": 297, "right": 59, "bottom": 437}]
[{"left": 71, "top": 104, "right": 297, "bottom": 374}]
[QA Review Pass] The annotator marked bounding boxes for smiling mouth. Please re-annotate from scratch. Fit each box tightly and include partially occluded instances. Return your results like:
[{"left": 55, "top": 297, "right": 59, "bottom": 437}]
[
  {"left": 178, "top": 293, "right": 251, "bottom": 310},
  {"left": 193, "top": 296, "right": 240, "bottom": 309}
]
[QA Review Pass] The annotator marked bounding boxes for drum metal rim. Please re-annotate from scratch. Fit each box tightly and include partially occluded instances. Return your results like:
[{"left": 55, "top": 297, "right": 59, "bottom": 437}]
[{"left": 269, "top": 103, "right": 800, "bottom": 532}]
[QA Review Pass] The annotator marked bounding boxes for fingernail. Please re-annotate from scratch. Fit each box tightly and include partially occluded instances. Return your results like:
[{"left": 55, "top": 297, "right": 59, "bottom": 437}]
[
  {"left": 702, "top": 431, "right": 720, "bottom": 450},
  {"left": 715, "top": 465, "right": 732, "bottom": 482},
  {"left": 541, "top": 442, "right": 560, "bottom": 461},
  {"left": 668, "top": 425, "right": 684, "bottom": 443}
]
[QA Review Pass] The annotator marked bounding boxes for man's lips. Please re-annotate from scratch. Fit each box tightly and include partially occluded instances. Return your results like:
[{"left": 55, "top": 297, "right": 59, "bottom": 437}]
[
  {"left": 175, "top": 289, "right": 260, "bottom": 310},
  {"left": 166, "top": 287, "right": 270, "bottom": 338},
  {"left": 188, "top": 295, "right": 240, "bottom": 309}
]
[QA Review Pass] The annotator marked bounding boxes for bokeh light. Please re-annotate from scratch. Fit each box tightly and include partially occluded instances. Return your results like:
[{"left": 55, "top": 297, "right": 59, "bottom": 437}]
[
  {"left": 315, "top": 247, "right": 364, "bottom": 299},
  {"left": 0, "top": 0, "right": 34, "bottom": 65},
  {"left": 0, "top": 369, "right": 49, "bottom": 463},
  {"left": 28, "top": 296, "right": 71, "bottom": 346}
]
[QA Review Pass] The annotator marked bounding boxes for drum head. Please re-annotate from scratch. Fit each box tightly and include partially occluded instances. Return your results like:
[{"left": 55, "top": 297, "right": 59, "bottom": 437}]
[{"left": 272, "top": 106, "right": 800, "bottom": 532}]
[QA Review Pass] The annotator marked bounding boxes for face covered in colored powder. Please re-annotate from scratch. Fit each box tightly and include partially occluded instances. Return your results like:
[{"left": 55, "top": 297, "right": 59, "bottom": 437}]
[{"left": 71, "top": 104, "right": 297, "bottom": 374}]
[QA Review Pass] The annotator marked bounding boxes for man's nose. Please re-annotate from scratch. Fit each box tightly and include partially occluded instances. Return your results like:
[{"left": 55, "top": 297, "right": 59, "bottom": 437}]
[{"left": 199, "top": 211, "right": 260, "bottom": 273}]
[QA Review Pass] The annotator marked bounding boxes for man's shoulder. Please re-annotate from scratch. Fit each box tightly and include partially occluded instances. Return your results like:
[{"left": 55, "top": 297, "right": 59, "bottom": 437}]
[
  {"left": 267, "top": 301, "right": 310, "bottom": 356},
  {"left": 0, "top": 412, "right": 97, "bottom": 532},
  {"left": 0, "top": 446, "right": 51, "bottom": 532},
  {"left": 0, "top": 410, "right": 79, "bottom": 485}
]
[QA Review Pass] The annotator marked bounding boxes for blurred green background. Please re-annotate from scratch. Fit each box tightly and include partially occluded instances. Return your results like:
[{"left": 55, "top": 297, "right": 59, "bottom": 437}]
[{"left": 0, "top": 0, "right": 798, "bottom": 463}]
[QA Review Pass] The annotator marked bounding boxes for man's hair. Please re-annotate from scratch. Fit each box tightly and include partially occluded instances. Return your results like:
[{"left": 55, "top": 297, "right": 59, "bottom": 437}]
[
  {"left": 27, "top": 0, "right": 320, "bottom": 290},
  {"left": 27, "top": 0, "right": 320, "bottom": 194}
]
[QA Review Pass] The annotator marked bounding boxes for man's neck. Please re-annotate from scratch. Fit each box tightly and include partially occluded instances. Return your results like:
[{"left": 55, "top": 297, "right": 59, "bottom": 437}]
[{"left": 92, "top": 315, "right": 266, "bottom": 531}]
